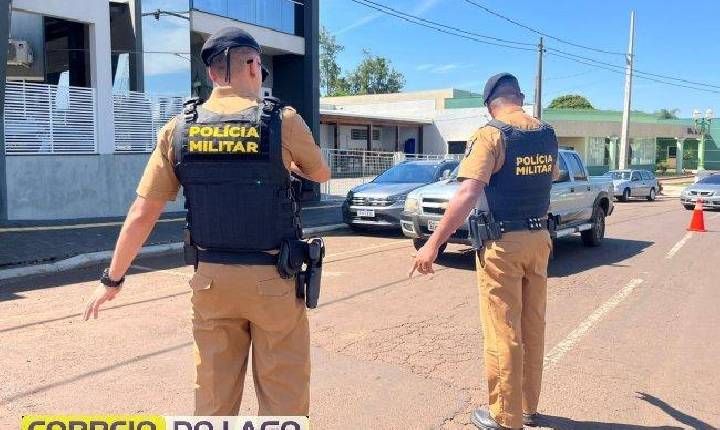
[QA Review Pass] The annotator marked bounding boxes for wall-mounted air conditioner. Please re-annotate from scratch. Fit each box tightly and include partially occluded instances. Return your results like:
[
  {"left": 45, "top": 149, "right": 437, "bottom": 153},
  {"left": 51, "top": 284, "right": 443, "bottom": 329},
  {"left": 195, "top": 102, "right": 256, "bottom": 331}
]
[{"left": 7, "top": 39, "right": 34, "bottom": 67}]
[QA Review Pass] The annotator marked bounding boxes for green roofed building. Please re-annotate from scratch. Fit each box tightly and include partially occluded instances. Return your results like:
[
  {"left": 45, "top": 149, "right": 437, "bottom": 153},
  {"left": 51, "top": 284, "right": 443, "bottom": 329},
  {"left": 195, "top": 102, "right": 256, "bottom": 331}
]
[{"left": 446, "top": 95, "right": 718, "bottom": 176}]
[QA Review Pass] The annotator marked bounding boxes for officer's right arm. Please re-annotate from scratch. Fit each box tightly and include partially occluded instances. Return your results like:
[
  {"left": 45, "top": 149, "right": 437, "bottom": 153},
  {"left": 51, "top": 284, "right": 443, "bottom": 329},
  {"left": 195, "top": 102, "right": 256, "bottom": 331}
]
[
  {"left": 281, "top": 108, "right": 331, "bottom": 183},
  {"left": 108, "top": 118, "right": 181, "bottom": 281}
]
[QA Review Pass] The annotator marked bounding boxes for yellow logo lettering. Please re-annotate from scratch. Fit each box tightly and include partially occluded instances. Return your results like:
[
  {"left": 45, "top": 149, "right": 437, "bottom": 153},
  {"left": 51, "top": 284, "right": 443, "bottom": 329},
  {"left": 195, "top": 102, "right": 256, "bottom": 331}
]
[
  {"left": 200, "top": 127, "right": 213, "bottom": 137},
  {"left": 233, "top": 142, "right": 246, "bottom": 152},
  {"left": 228, "top": 127, "right": 241, "bottom": 138},
  {"left": 189, "top": 126, "right": 201, "bottom": 137},
  {"left": 189, "top": 141, "right": 202, "bottom": 152},
  {"left": 247, "top": 127, "right": 260, "bottom": 139},
  {"left": 246, "top": 142, "right": 259, "bottom": 153}
]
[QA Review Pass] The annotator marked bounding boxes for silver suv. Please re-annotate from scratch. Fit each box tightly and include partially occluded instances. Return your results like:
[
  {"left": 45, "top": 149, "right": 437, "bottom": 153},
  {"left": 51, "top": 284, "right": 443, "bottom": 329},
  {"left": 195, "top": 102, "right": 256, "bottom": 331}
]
[{"left": 342, "top": 159, "right": 459, "bottom": 230}]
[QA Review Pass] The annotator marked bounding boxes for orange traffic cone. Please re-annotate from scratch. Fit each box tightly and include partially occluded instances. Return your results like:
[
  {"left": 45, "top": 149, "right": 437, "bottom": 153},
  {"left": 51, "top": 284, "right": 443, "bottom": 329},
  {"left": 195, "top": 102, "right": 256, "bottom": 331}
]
[{"left": 687, "top": 198, "right": 706, "bottom": 232}]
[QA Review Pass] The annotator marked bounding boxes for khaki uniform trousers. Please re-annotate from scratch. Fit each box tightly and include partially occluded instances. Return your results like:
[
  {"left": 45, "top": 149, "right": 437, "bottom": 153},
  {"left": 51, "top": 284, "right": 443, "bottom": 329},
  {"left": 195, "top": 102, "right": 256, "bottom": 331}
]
[
  {"left": 189, "top": 262, "right": 310, "bottom": 416},
  {"left": 476, "top": 230, "right": 552, "bottom": 429}
]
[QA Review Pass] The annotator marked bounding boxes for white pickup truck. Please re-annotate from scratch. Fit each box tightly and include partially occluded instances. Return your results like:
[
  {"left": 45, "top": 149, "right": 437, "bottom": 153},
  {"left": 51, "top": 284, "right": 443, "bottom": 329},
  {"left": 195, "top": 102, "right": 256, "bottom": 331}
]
[{"left": 400, "top": 149, "right": 614, "bottom": 255}]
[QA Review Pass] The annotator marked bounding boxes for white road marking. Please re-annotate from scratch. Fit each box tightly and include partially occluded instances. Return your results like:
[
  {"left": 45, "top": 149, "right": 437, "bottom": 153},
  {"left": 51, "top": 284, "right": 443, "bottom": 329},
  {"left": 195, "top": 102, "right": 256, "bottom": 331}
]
[
  {"left": 544, "top": 278, "right": 644, "bottom": 370},
  {"left": 666, "top": 232, "right": 693, "bottom": 259}
]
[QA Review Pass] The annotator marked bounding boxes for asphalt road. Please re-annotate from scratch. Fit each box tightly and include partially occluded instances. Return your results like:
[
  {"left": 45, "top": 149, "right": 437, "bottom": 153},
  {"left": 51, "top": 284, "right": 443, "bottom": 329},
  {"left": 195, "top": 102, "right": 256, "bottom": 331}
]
[{"left": 1, "top": 197, "right": 718, "bottom": 429}]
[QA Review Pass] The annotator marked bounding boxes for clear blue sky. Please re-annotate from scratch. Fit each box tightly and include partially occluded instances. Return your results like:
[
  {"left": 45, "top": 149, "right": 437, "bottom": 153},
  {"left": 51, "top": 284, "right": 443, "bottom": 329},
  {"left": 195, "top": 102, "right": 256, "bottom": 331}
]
[{"left": 321, "top": 0, "right": 719, "bottom": 117}]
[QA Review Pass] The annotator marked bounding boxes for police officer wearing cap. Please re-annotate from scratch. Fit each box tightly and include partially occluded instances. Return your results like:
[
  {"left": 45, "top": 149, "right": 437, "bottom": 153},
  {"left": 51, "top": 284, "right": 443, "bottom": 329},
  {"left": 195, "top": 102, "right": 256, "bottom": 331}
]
[
  {"left": 82, "top": 27, "right": 330, "bottom": 416},
  {"left": 410, "top": 73, "right": 559, "bottom": 429}
]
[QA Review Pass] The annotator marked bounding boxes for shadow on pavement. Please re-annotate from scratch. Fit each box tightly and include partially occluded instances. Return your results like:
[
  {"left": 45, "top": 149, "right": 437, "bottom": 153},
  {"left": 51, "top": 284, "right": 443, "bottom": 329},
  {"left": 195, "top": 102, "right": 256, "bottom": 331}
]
[
  {"left": 636, "top": 392, "right": 716, "bottom": 430},
  {"left": 548, "top": 237, "right": 653, "bottom": 278},
  {"left": 535, "top": 414, "right": 683, "bottom": 429},
  {"left": 0, "top": 254, "right": 187, "bottom": 302},
  {"left": 434, "top": 237, "right": 653, "bottom": 278}
]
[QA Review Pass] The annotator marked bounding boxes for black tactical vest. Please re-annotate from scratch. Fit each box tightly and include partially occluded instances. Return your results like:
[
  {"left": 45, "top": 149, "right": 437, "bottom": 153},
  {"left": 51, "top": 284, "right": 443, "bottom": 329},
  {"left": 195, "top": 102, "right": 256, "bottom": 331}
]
[
  {"left": 172, "top": 97, "right": 301, "bottom": 257},
  {"left": 484, "top": 119, "right": 558, "bottom": 222}
]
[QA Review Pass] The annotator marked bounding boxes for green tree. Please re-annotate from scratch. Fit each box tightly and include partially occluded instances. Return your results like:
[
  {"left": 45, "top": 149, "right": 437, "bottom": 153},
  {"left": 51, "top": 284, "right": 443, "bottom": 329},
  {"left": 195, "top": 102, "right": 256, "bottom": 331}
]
[
  {"left": 319, "top": 26, "right": 345, "bottom": 96},
  {"left": 548, "top": 94, "right": 594, "bottom": 109},
  {"left": 344, "top": 49, "right": 405, "bottom": 95},
  {"left": 655, "top": 108, "right": 679, "bottom": 119}
]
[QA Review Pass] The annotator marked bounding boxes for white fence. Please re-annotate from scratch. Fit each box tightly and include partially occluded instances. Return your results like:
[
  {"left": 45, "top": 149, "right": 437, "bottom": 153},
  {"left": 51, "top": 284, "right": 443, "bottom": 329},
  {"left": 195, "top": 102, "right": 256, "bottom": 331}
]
[
  {"left": 3, "top": 81, "right": 97, "bottom": 154},
  {"left": 113, "top": 92, "right": 184, "bottom": 152},
  {"left": 320, "top": 148, "right": 463, "bottom": 199}
]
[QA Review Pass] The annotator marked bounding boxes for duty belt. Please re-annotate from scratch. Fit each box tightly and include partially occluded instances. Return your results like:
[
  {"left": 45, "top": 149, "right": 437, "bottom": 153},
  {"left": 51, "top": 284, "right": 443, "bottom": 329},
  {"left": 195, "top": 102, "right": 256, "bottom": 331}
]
[
  {"left": 499, "top": 218, "right": 548, "bottom": 233},
  {"left": 197, "top": 249, "right": 277, "bottom": 265}
]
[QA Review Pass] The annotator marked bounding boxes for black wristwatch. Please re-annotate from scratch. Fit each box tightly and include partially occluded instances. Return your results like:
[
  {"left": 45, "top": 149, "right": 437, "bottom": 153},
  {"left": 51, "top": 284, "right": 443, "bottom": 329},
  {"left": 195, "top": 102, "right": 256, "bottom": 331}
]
[{"left": 100, "top": 268, "right": 125, "bottom": 288}]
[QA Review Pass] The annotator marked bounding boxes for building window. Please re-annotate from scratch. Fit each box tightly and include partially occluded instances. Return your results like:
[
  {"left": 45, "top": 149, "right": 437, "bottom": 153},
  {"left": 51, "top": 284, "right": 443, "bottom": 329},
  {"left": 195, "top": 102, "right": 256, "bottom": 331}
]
[
  {"left": 586, "top": 137, "right": 607, "bottom": 166},
  {"left": 448, "top": 141, "right": 467, "bottom": 154},
  {"left": 631, "top": 138, "right": 656, "bottom": 166},
  {"left": 350, "top": 128, "right": 380, "bottom": 141},
  {"left": 192, "top": 0, "right": 296, "bottom": 35}
]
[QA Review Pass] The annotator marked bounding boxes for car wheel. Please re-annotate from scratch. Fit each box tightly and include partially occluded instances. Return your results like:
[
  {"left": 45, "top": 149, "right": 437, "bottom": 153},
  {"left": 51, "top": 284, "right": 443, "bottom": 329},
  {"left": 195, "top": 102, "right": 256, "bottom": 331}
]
[
  {"left": 647, "top": 188, "right": 656, "bottom": 201},
  {"left": 581, "top": 206, "right": 605, "bottom": 247},
  {"left": 620, "top": 188, "right": 630, "bottom": 202},
  {"left": 412, "top": 238, "right": 448, "bottom": 256},
  {"left": 683, "top": 204, "right": 695, "bottom": 210}
]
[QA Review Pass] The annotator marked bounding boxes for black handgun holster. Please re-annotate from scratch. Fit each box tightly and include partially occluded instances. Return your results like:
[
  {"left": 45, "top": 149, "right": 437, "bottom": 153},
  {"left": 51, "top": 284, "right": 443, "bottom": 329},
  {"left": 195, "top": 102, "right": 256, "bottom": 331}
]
[{"left": 468, "top": 209, "right": 503, "bottom": 250}]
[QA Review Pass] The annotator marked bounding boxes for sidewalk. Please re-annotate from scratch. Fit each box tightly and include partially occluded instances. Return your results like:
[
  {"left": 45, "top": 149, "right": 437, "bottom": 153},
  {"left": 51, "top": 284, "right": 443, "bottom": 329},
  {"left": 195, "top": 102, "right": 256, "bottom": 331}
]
[{"left": 0, "top": 201, "right": 344, "bottom": 269}]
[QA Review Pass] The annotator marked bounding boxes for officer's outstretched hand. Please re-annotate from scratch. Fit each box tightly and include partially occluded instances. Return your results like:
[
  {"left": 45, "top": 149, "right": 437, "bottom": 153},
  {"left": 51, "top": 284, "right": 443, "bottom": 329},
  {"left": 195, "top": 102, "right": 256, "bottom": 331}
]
[
  {"left": 409, "top": 243, "right": 438, "bottom": 277},
  {"left": 82, "top": 284, "right": 122, "bottom": 320}
]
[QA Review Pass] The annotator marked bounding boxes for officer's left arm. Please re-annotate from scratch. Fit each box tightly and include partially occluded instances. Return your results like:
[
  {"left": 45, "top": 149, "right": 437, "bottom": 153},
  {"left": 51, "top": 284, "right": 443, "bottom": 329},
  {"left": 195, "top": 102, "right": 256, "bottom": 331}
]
[{"left": 409, "top": 178, "right": 485, "bottom": 276}]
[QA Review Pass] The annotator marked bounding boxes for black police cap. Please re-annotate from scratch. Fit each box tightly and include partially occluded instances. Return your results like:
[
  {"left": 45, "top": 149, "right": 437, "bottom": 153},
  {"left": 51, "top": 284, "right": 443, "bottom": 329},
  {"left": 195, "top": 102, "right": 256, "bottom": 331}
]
[
  {"left": 483, "top": 73, "right": 521, "bottom": 105},
  {"left": 201, "top": 27, "right": 262, "bottom": 66}
]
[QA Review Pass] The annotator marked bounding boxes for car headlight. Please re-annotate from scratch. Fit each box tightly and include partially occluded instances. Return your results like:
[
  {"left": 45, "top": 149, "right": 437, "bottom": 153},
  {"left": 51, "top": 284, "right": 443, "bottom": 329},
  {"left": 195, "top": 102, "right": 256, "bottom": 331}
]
[{"left": 404, "top": 197, "right": 419, "bottom": 212}]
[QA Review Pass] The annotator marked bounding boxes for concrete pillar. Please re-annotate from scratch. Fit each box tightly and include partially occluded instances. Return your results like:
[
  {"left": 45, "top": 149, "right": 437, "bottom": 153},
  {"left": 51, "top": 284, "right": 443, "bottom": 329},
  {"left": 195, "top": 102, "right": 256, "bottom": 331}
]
[
  {"left": 608, "top": 137, "right": 619, "bottom": 170},
  {"left": 90, "top": 2, "right": 116, "bottom": 154},
  {"left": 0, "top": 0, "right": 9, "bottom": 220},
  {"left": 676, "top": 137, "right": 685, "bottom": 175}
]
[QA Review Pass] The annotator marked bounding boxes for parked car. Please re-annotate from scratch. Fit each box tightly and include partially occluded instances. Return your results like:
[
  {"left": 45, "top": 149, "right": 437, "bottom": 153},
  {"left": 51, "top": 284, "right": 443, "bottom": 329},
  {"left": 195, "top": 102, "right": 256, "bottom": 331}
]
[
  {"left": 680, "top": 174, "right": 720, "bottom": 210},
  {"left": 401, "top": 149, "right": 614, "bottom": 256},
  {"left": 342, "top": 159, "right": 459, "bottom": 230},
  {"left": 603, "top": 169, "right": 659, "bottom": 201}
]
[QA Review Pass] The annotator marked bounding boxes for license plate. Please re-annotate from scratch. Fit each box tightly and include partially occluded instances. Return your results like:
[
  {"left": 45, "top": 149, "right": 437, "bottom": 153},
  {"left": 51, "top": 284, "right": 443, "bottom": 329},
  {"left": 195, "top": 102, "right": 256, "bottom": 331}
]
[
  {"left": 427, "top": 220, "right": 439, "bottom": 231},
  {"left": 357, "top": 209, "right": 375, "bottom": 217}
]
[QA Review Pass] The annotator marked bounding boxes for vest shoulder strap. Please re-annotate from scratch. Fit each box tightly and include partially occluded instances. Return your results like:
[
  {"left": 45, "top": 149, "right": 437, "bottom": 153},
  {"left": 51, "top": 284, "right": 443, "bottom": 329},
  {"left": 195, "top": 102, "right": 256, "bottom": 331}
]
[{"left": 485, "top": 119, "right": 514, "bottom": 133}]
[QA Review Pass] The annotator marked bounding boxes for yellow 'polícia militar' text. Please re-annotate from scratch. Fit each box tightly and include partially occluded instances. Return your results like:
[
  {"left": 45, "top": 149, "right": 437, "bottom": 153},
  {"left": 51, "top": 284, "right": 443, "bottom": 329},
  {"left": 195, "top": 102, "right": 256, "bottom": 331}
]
[
  {"left": 188, "top": 125, "right": 261, "bottom": 154},
  {"left": 516, "top": 154, "right": 553, "bottom": 175}
]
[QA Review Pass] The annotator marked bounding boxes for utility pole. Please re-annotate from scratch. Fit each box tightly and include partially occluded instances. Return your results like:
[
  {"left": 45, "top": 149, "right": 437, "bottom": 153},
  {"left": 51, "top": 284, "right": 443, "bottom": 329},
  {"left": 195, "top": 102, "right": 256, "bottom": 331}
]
[
  {"left": 0, "top": 0, "right": 11, "bottom": 221},
  {"left": 618, "top": 11, "right": 635, "bottom": 170},
  {"left": 533, "top": 37, "right": 544, "bottom": 120}
]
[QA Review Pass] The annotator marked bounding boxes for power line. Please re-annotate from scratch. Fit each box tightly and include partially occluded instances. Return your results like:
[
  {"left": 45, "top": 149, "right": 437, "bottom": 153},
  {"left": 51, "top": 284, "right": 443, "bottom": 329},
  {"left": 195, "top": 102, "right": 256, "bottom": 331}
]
[
  {"left": 345, "top": 0, "right": 720, "bottom": 93},
  {"left": 356, "top": 0, "right": 534, "bottom": 47},
  {"left": 547, "top": 52, "right": 720, "bottom": 95},
  {"left": 462, "top": 0, "right": 626, "bottom": 56},
  {"left": 346, "top": 0, "right": 535, "bottom": 51}
]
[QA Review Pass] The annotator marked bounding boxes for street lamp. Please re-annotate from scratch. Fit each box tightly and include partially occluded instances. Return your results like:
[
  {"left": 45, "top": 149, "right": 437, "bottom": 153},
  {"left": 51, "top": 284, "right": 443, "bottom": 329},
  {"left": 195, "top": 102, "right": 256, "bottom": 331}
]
[{"left": 693, "top": 108, "right": 714, "bottom": 171}]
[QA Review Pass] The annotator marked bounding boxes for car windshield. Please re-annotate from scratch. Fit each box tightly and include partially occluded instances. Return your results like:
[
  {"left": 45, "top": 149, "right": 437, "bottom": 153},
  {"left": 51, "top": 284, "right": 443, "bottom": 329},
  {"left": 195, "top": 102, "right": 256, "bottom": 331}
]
[
  {"left": 373, "top": 163, "right": 437, "bottom": 183},
  {"left": 697, "top": 175, "right": 720, "bottom": 185},
  {"left": 606, "top": 171, "right": 631, "bottom": 180}
]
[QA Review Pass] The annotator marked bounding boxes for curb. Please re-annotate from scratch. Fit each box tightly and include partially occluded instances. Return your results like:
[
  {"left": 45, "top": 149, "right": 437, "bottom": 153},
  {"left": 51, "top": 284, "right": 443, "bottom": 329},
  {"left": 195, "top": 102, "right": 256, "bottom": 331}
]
[{"left": 0, "top": 224, "right": 348, "bottom": 282}]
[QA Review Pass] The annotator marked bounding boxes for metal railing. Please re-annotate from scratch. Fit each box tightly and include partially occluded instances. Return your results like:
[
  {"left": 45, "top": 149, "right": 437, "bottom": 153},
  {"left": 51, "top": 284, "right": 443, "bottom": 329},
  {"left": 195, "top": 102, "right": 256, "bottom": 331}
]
[
  {"left": 113, "top": 92, "right": 184, "bottom": 152},
  {"left": 4, "top": 81, "right": 97, "bottom": 154},
  {"left": 320, "top": 148, "right": 464, "bottom": 200}
]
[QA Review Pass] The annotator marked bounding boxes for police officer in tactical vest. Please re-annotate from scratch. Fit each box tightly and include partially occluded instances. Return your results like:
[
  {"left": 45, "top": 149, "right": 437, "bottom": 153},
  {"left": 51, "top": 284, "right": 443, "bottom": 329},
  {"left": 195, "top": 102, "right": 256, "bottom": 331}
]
[
  {"left": 83, "top": 27, "right": 331, "bottom": 417},
  {"left": 410, "top": 73, "right": 559, "bottom": 429}
]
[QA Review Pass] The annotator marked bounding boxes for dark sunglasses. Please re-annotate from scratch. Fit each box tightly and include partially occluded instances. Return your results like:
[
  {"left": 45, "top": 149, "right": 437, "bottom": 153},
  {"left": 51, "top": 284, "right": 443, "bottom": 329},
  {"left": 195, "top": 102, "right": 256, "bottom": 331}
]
[{"left": 246, "top": 58, "right": 269, "bottom": 83}]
